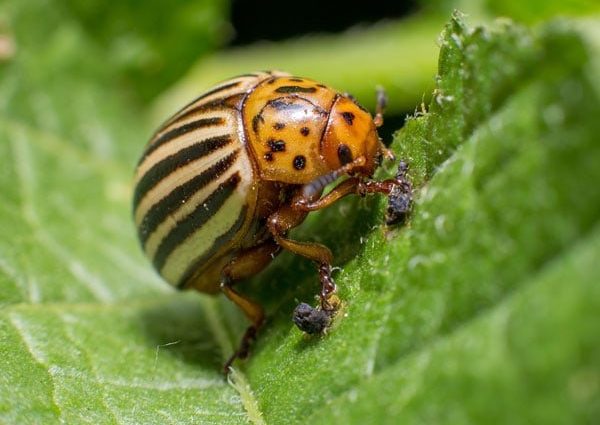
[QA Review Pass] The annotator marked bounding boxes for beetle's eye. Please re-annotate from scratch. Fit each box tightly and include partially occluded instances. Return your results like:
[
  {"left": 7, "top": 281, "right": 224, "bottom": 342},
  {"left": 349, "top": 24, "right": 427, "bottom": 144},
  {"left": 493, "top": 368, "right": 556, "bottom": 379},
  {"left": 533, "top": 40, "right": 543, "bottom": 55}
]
[{"left": 337, "top": 144, "right": 353, "bottom": 165}]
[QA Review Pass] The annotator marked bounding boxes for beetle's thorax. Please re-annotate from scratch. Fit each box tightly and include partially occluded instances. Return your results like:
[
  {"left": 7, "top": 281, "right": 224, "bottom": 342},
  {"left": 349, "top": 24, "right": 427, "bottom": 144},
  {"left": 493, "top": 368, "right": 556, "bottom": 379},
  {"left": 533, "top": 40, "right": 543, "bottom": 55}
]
[{"left": 242, "top": 76, "right": 380, "bottom": 184}]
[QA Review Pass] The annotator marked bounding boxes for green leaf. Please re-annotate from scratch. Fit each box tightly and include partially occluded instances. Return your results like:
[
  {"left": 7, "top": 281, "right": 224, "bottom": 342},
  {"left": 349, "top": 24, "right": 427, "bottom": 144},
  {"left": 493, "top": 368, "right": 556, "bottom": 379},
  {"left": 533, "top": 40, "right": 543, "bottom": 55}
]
[{"left": 1, "top": 6, "right": 599, "bottom": 425}]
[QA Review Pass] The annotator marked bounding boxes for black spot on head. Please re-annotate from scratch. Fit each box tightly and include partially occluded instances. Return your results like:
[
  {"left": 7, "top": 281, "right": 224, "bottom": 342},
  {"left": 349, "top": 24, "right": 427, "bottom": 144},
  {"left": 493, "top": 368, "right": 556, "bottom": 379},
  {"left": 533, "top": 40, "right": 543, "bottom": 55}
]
[
  {"left": 316, "top": 84, "right": 327, "bottom": 89},
  {"left": 288, "top": 78, "right": 304, "bottom": 82},
  {"left": 268, "top": 139, "right": 286, "bottom": 152},
  {"left": 252, "top": 114, "right": 264, "bottom": 133},
  {"left": 264, "top": 152, "right": 274, "bottom": 162},
  {"left": 300, "top": 127, "right": 310, "bottom": 137},
  {"left": 293, "top": 155, "right": 306, "bottom": 170},
  {"left": 275, "top": 85, "right": 317, "bottom": 94},
  {"left": 273, "top": 122, "right": 285, "bottom": 130},
  {"left": 341, "top": 111, "right": 355, "bottom": 125},
  {"left": 337, "top": 144, "right": 353, "bottom": 165}
]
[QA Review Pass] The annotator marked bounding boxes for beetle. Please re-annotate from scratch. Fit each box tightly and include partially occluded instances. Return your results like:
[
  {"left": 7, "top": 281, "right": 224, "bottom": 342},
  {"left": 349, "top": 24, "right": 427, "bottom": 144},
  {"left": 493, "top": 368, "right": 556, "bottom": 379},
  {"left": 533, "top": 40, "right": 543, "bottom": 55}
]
[{"left": 133, "top": 71, "right": 411, "bottom": 371}]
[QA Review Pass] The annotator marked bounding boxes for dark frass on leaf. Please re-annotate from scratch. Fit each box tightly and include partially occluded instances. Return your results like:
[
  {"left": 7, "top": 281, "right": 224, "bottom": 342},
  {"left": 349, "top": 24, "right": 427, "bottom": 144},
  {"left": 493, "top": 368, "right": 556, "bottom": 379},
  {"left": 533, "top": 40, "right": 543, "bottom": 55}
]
[
  {"left": 293, "top": 303, "right": 333, "bottom": 334},
  {"left": 293, "top": 292, "right": 343, "bottom": 334},
  {"left": 385, "top": 160, "right": 413, "bottom": 225}
]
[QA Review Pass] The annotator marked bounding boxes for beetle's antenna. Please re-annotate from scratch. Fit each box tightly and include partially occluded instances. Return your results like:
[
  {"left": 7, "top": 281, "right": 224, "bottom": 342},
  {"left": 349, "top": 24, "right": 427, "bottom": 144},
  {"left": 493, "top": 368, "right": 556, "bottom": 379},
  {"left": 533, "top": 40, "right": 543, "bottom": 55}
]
[
  {"left": 301, "top": 169, "right": 344, "bottom": 199},
  {"left": 301, "top": 157, "right": 366, "bottom": 199},
  {"left": 373, "top": 86, "right": 387, "bottom": 128}
]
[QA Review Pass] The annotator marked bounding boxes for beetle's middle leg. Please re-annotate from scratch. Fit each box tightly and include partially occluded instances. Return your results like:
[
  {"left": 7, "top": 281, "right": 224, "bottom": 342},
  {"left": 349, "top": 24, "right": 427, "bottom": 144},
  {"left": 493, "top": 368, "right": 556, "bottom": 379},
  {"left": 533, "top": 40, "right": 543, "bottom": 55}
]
[
  {"left": 267, "top": 205, "right": 337, "bottom": 310},
  {"left": 221, "top": 240, "right": 281, "bottom": 372}
]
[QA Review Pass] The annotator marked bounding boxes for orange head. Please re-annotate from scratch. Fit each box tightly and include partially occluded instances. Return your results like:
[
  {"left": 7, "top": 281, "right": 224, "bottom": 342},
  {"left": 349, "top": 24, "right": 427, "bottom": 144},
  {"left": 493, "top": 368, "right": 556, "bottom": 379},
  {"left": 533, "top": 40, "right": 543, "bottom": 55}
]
[{"left": 321, "top": 95, "right": 383, "bottom": 178}]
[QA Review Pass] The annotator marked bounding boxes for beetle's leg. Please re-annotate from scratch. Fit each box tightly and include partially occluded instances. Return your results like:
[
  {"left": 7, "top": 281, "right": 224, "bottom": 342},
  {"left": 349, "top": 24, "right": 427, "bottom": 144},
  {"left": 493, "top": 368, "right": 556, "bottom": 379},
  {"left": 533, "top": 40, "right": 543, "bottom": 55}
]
[
  {"left": 267, "top": 206, "right": 336, "bottom": 309},
  {"left": 292, "top": 175, "right": 399, "bottom": 212},
  {"left": 221, "top": 240, "right": 281, "bottom": 373},
  {"left": 357, "top": 179, "right": 399, "bottom": 196},
  {"left": 293, "top": 177, "right": 360, "bottom": 212},
  {"left": 374, "top": 86, "right": 387, "bottom": 128},
  {"left": 293, "top": 161, "right": 413, "bottom": 224},
  {"left": 293, "top": 152, "right": 403, "bottom": 213}
]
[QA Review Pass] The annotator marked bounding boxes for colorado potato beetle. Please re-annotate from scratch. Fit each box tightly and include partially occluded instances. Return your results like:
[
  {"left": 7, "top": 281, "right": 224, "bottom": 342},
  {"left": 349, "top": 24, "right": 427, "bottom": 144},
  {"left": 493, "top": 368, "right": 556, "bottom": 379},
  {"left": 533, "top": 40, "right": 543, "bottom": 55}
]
[{"left": 133, "top": 71, "right": 411, "bottom": 371}]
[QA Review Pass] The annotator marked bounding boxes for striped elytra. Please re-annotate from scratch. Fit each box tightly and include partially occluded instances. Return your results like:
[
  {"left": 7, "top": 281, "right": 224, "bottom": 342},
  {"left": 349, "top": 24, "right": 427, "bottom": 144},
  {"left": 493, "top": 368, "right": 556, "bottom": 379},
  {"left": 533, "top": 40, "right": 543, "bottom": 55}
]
[
  {"left": 133, "top": 70, "right": 405, "bottom": 369},
  {"left": 133, "top": 71, "right": 278, "bottom": 291}
]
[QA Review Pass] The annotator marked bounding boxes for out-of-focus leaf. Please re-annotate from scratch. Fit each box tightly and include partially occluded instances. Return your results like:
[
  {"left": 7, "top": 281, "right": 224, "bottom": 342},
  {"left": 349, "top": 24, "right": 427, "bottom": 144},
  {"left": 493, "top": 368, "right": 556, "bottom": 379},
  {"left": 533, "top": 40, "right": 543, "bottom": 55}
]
[{"left": 60, "top": 0, "right": 230, "bottom": 100}]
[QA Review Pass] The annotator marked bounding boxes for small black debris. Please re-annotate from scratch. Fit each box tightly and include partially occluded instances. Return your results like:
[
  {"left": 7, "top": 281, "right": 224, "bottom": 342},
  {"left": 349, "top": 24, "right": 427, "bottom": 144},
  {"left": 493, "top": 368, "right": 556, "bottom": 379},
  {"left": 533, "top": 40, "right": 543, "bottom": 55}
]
[{"left": 292, "top": 303, "right": 332, "bottom": 334}]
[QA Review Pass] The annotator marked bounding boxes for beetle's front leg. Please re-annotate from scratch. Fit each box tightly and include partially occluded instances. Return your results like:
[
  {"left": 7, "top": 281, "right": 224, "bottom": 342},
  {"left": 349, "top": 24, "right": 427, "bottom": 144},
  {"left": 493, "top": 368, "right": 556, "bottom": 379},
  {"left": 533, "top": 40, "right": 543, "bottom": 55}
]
[
  {"left": 292, "top": 177, "right": 361, "bottom": 212},
  {"left": 354, "top": 173, "right": 413, "bottom": 225},
  {"left": 291, "top": 160, "right": 412, "bottom": 224}
]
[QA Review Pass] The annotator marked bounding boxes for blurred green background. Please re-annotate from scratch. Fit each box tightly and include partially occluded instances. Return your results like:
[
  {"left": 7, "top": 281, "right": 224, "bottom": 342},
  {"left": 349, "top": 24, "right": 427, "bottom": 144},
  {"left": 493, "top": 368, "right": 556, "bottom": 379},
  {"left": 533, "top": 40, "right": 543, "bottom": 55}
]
[{"left": 1, "top": 0, "right": 599, "bottom": 424}]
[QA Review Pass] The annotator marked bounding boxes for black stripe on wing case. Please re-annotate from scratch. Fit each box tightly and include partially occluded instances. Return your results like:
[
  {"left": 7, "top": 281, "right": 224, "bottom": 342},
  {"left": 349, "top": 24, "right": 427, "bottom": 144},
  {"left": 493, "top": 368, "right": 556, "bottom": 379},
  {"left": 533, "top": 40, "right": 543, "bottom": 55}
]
[
  {"left": 138, "top": 150, "right": 240, "bottom": 244},
  {"left": 153, "top": 172, "right": 242, "bottom": 272},
  {"left": 133, "top": 135, "right": 232, "bottom": 210},
  {"left": 176, "top": 207, "right": 248, "bottom": 289},
  {"left": 140, "top": 117, "right": 226, "bottom": 164}
]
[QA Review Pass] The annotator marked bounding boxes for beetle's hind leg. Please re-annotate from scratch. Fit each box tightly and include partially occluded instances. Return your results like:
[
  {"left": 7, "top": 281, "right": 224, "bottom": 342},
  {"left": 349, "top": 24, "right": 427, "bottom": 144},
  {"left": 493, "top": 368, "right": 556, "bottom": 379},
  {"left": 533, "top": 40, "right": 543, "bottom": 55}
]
[{"left": 220, "top": 241, "right": 280, "bottom": 373}]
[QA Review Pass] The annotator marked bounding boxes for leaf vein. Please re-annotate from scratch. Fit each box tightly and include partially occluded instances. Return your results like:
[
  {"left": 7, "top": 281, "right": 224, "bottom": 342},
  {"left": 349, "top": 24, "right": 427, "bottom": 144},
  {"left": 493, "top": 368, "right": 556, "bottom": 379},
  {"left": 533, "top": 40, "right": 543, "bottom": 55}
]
[
  {"left": 200, "top": 297, "right": 266, "bottom": 424},
  {"left": 58, "top": 311, "right": 122, "bottom": 424},
  {"left": 8, "top": 312, "right": 63, "bottom": 421}
]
